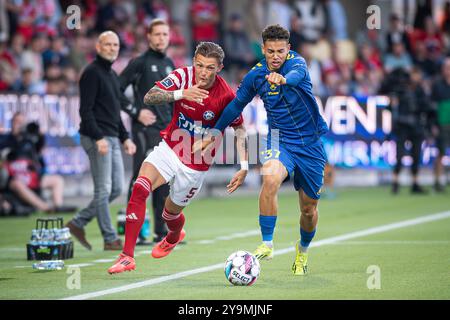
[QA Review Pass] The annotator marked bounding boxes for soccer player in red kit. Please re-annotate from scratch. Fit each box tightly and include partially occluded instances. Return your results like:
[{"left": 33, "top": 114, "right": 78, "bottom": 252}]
[{"left": 108, "top": 42, "right": 249, "bottom": 274}]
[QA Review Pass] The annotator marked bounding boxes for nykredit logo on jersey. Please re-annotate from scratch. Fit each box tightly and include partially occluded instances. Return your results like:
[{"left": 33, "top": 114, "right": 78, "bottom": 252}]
[{"left": 177, "top": 112, "right": 210, "bottom": 136}]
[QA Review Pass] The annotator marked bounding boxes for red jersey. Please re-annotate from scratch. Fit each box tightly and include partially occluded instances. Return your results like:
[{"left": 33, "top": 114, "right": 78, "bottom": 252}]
[{"left": 155, "top": 66, "right": 243, "bottom": 171}]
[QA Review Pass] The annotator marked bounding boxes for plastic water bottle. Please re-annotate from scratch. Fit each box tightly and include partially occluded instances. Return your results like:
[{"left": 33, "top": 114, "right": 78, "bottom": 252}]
[
  {"left": 117, "top": 211, "right": 126, "bottom": 235},
  {"left": 32, "top": 260, "right": 65, "bottom": 270},
  {"left": 140, "top": 211, "right": 151, "bottom": 239}
]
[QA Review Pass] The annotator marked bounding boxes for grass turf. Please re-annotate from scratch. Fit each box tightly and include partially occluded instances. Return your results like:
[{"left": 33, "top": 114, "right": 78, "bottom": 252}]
[{"left": 0, "top": 186, "right": 449, "bottom": 300}]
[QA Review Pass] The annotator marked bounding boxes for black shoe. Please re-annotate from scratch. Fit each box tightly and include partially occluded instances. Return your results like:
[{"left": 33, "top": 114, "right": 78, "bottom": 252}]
[
  {"left": 411, "top": 184, "right": 428, "bottom": 194},
  {"left": 53, "top": 205, "right": 78, "bottom": 213},
  {"left": 152, "top": 235, "right": 166, "bottom": 244},
  {"left": 136, "top": 237, "right": 152, "bottom": 246},
  {"left": 392, "top": 182, "right": 399, "bottom": 194}
]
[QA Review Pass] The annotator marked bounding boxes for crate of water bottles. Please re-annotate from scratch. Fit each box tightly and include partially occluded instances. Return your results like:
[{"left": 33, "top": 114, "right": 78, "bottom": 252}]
[{"left": 26, "top": 217, "right": 74, "bottom": 261}]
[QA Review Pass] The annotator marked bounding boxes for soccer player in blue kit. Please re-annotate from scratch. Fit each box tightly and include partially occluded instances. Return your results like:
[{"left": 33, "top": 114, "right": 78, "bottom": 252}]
[{"left": 195, "top": 24, "right": 329, "bottom": 275}]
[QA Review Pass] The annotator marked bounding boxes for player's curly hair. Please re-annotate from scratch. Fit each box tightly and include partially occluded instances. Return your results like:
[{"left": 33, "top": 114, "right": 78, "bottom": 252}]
[
  {"left": 194, "top": 42, "right": 225, "bottom": 65},
  {"left": 262, "top": 24, "right": 290, "bottom": 43}
]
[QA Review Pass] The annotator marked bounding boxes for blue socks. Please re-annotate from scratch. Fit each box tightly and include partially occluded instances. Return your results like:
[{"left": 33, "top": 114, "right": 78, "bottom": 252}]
[
  {"left": 300, "top": 228, "right": 316, "bottom": 252},
  {"left": 259, "top": 215, "right": 277, "bottom": 246}
]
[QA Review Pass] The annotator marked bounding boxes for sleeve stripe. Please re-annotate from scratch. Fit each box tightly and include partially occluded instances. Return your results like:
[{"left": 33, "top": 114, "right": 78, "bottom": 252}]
[
  {"left": 175, "top": 68, "right": 187, "bottom": 89},
  {"left": 187, "top": 66, "right": 193, "bottom": 88}
]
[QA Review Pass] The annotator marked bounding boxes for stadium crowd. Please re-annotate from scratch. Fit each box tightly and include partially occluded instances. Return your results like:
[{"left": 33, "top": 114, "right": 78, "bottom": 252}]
[
  {"left": 0, "top": 0, "right": 449, "bottom": 202},
  {"left": 0, "top": 0, "right": 448, "bottom": 97}
]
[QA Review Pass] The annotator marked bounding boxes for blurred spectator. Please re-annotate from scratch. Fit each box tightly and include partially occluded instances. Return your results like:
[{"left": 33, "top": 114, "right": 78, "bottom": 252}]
[
  {"left": 9, "top": 33, "right": 25, "bottom": 67},
  {"left": 0, "top": 0, "right": 8, "bottom": 42},
  {"left": 355, "top": 28, "right": 386, "bottom": 56},
  {"left": 354, "top": 43, "right": 384, "bottom": 96},
  {"left": 15, "top": 0, "right": 36, "bottom": 43},
  {"left": 223, "top": 13, "right": 255, "bottom": 76},
  {"left": 290, "top": 14, "right": 307, "bottom": 53},
  {"left": 386, "top": 13, "right": 412, "bottom": 54},
  {"left": 68, "top": 34, "right": 88, "bottom": 72},
  {"left": 412, "top": 41, "right": 439, "bottom": 80},
  {"left": 34, "top": 0, "right": 62, "bottom": 37},
  {"left": 62, "top": 66, "right": 79, "bottom": 95},
  {"left": 441, "top": 1, "right": 450, "bottom": 47},
  {"left": 293, "top": 0, "right": 327, "bottom": 43},
  {"left": 20, "top": 33, "right": 47, "bottom": 83},
  {"left": 42, "top": 36, "right": 69, "bottom": 69},
  {"left": 299, "top": 41, "right": 325, "bottom": 97},
  {"left": 0, "top": 112, "right": 77, "bottom": 213},
  {"left": 430, "top": 57, "right": 450, "bottom": 192},
  {"left": 166, "top": 20, "right": 189, "bottom": 68},
  {"left": 0, "top": 39, "right": 19, "bottom": 91},
  {"left": 379, "top": 68, "right": 431, "bottom": 194},
  {"left": 413, "top": 0, "right": 433, "bottom": 30},
  {"left": 45, "top": 74, "right": 67, "bottom": 95},
  {"left": 384, "top": 42, "right": 413, "bottom": 73},
  {"left": 95, "top": 0, "right": 132, "bottom": 31},
  {"left": 417, "top": 16, "right": 445, "bottom": 62},
  {"left": 324, "top": 0, "right": 348, "bottom": 41},
  {"left": 322, "top": 43, "right": 352, "bottom": 95},
  {"left": 12, "top": 67, "right": 46, "bottom": 94},
  {"left": 141, "top": 0, "right": 170, "bottom": 23},
  {"left": 117, "top": 21, "right": 136, "bottom": 52},
  {"left": 190, "top": 0, "right": 220, "bottom": 49},
  {"left": 267, "top": 0, "right": 293, "bottom": 30},
  {"left": 245, "top": 0, "right": 266, "bottom": 61}
]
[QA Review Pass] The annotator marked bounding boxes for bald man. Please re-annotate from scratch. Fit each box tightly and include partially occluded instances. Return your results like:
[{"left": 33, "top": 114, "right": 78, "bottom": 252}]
[{"left": 66, "top": 31, "right": 136, "bottom": 251}]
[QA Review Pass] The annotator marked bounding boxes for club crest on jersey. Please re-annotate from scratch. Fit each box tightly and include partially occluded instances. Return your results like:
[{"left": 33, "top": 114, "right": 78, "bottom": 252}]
[
  {"left": 203, "top": 110, "right": 215, "bottom": 121},
  {"left": 160, "top": 77, "right": 174, "bottom": 89},
  {"left": 177, "top": 112, "right": 210, "bottom": 136}
]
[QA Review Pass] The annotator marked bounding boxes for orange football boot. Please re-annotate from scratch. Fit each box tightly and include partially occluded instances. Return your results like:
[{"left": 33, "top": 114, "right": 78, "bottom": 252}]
[
  {"left": 151, "top": 229, "right": 186, "bottom": 258},
  {"left": 107, "top": 253, "right": 136, "bottom": 274}
]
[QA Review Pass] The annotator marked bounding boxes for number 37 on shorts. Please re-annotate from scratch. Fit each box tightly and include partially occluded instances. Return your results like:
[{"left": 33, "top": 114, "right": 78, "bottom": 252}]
[{"left": 261, "top": 149, "right": 281, "bottom": 160}]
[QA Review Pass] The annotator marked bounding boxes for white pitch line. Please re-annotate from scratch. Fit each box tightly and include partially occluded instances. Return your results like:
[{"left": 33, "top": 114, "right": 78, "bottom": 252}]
[
  {"left": 61, "top": 210, "right": 450, "bottom": 300},
  {"left": 92, "top": 259, "right": 115, "bottom": 263},
  {"left": 66, "top": 263, "right": 94, "bottom": 268},
  {"left": 329, "top": 240, "right": 450, "bottom": 245}
]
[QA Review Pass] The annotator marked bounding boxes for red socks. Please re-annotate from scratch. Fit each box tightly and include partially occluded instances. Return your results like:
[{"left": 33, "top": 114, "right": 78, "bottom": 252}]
[
  {"left": 162, "top": 208, "right": 185, "bottom": 244},
  {"left": 123, "top": 176, "right": 151, "bottom": 257}
]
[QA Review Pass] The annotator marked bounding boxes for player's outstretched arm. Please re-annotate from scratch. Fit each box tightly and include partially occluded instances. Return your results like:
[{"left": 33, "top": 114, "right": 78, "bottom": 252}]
[
  {"left": 143, "top": 83, "right": 209, "bottom": 106},
  {"left": 227, "top": 124, "right": 248, "bottom": 194}
]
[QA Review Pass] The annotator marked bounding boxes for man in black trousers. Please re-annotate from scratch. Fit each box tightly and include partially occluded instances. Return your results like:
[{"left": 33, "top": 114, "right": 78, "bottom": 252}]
[
  {"left": 67, "top": 31, "right": 136, "bottom": 251},
  {"left": 119, "top": 19, "right": 175, "bottom": 244}
]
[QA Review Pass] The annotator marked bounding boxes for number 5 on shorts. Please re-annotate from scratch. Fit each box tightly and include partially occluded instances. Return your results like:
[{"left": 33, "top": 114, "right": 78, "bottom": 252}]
[{"left": 186, "top": 187, "right": 198, "bottom": 199}]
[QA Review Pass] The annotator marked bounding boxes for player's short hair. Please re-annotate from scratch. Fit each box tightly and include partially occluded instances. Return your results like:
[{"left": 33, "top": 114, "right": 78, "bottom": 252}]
[
  {"left": 261, "top": 24, "right": 290, "bottom": 43},
  {"left": 194, "top": 42, "right": 225, "bottom": 65},
  {"left": 147, "top": 18, "right": 169, "bottom": 34}
]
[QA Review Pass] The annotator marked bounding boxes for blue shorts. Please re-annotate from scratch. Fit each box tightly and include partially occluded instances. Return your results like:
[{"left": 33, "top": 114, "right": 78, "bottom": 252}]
[{"left": 261, "top": 139, "right": 327, "bottom": 199}]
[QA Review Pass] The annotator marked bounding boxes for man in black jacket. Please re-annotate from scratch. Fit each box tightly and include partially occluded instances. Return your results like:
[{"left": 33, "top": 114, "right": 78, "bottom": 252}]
[
  {"left": 119, "top": 19, "right": 174, "bottom": 244},
  {"left": 380, "top": 67, "right": 431, "bottom": 194},
  {"left": 67, "top": 31, "right": 136, "bottom": 251}
]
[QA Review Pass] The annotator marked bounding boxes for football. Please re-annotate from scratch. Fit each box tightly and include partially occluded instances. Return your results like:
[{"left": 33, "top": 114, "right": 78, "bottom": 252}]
[{"left": 224, "top": 250, "right": 261, "bottom": 286}]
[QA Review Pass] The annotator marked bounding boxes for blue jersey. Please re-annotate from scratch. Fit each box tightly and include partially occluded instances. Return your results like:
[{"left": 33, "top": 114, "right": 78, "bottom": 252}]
[
  {"left": 213, "top": 50, "right": 329, "bottom": 198},
  {"left": 232, "top": 50, "right": 328, "bottom": 146}
]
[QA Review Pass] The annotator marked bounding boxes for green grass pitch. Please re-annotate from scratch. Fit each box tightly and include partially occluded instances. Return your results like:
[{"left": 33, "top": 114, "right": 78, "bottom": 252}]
[{"left": 0, "top": 186, "right": 449, "bottom": 300}]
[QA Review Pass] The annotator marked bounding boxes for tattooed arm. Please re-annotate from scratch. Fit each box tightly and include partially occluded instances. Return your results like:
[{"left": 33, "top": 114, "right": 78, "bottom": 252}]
[
  {"left": 143, "top": 84, "right": 209, "bottom": 106},
  {"left": 143, "top": 86, "right": 176, "bottom": 105}
]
